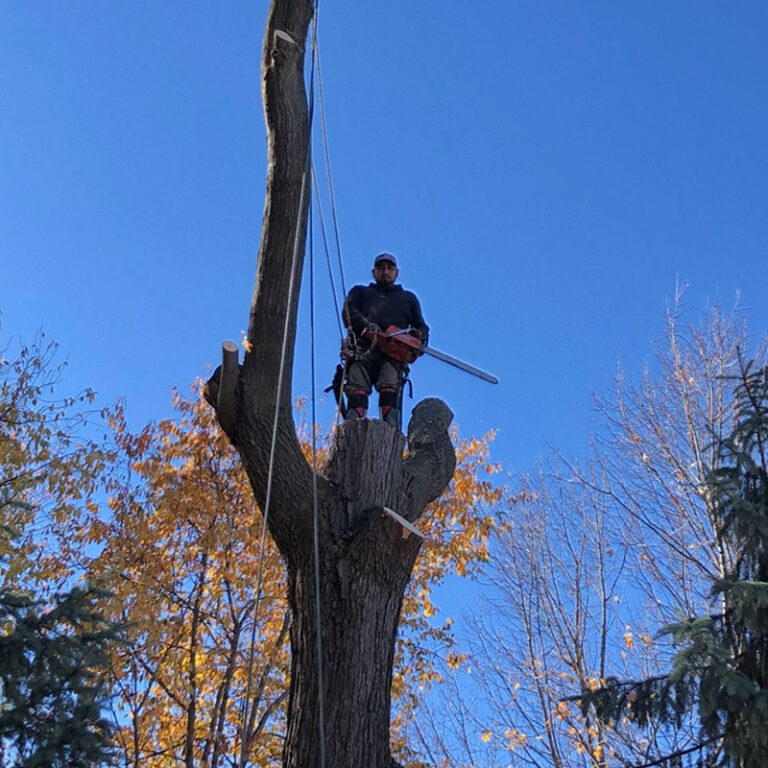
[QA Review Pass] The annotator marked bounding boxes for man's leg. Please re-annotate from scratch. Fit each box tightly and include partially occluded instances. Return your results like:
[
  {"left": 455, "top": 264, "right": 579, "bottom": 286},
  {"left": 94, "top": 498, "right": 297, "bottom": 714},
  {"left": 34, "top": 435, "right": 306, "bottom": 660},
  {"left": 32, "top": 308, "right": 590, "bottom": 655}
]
[
  {"left": 376, "top": 359, "right": 402, "bottom": 428},
  {"left": 344, "top": 361, "right": 372, "bottom": 419}
]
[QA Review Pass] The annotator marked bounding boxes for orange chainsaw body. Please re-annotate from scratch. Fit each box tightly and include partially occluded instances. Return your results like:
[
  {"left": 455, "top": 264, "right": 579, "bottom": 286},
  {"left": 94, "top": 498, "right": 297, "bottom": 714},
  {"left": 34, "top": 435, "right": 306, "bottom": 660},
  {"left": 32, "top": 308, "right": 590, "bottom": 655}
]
[{"left": 375, "top": 325, "right": 422, "bottom": 364}]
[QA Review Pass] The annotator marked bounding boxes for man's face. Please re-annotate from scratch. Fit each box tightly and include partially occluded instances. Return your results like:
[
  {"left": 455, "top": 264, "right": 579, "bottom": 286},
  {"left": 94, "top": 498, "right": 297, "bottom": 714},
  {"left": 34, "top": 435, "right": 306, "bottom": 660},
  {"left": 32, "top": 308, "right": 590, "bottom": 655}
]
[{"left": 372, "top": 260, "right": 399, "bottom": 286}]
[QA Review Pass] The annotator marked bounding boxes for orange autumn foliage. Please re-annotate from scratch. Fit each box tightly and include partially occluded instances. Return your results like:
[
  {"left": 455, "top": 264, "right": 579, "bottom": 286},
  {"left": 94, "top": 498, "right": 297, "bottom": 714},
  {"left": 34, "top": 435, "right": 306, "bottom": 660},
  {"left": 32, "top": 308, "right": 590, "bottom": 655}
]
[
  {"left": 68, "top": 384, "right": 501, "bottom": 768},
  {"left": 0, "top": 331, "right": 104, "bottom": 587}
]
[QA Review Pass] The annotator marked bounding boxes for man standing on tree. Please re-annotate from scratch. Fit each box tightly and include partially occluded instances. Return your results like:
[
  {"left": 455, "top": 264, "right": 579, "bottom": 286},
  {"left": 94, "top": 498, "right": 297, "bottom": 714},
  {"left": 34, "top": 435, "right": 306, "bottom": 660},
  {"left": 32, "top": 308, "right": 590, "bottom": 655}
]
[{"left": 342, "top": 253, "right": 429, "bottom": 426}]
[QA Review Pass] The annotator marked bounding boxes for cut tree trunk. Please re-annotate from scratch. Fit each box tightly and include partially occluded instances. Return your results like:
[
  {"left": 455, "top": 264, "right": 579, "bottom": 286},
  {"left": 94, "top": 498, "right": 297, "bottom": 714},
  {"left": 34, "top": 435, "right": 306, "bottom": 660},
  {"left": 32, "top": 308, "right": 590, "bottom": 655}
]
[
  {"left": 207, "top": 2, "right": 457, "bottom": 767},
  {"left": 281, "top": 405, "right": 455, "bottom": 768}
]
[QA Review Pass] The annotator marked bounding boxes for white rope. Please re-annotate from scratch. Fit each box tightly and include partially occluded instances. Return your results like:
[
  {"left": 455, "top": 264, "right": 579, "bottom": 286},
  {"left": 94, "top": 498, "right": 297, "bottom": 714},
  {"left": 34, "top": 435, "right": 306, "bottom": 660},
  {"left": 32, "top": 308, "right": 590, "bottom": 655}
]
[
  {"left": 238, "top": 166, "right": 310, "bottom": 768},
  {"left": 238, "top": 10, "right": 341, "bottom": 767},
  {"left": 238, "top": 15, "right": 318, "bottom": 763},
  {"left": 308, "top": 172, "right": 328, "bottom": 768}
]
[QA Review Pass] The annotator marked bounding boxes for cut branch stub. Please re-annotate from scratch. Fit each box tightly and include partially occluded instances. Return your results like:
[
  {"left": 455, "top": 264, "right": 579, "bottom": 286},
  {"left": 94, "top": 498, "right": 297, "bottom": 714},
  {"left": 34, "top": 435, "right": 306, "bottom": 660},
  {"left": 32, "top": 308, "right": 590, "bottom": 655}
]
[
  {"left": 217, "top": 340, "right": 240, "bottom": 435},
  {"left": 202, "top": 341, "right": 241, "bottom": 442}
]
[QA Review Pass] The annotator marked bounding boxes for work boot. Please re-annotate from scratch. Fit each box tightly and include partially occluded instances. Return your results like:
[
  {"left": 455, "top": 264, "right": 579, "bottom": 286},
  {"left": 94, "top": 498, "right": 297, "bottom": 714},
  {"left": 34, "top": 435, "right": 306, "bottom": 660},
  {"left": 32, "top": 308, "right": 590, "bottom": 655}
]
[
  {"left": 379, "top": 387, "right": 399, "bottom": 428},
  {"left": 382, "top": 408, "right": 400, "bottom": 428}
]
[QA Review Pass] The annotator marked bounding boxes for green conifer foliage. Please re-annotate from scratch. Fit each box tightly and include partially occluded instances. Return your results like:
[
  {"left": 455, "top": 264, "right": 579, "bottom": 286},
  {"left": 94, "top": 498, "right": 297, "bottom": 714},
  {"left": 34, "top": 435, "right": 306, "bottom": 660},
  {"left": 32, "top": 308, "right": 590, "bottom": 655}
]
[
  {"left": 581, "top": 362, "right": 768, "bottom": 768},
  {"left": 0, "top": 583, "right": 119, "bottom": 767}
]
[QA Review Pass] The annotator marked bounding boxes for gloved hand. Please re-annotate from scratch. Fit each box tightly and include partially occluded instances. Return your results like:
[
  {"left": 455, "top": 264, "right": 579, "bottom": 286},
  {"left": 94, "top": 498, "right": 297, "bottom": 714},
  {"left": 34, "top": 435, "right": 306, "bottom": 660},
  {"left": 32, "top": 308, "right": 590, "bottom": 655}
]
[{"left": 362, "top": 323, "right": 380, "bottom": 342}]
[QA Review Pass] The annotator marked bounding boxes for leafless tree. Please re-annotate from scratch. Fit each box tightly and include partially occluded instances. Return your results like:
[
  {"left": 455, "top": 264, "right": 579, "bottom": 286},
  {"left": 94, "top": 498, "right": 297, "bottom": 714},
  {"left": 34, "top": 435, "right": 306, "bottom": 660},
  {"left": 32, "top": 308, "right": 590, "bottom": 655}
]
[{"left": 410, "top": 298, "right": 768, "bottom": 768}]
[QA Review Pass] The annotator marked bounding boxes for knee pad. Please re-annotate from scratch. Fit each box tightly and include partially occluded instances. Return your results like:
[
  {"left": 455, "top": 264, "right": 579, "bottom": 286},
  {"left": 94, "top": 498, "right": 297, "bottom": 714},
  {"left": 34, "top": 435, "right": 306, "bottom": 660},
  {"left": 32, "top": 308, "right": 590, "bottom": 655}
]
[
  {"left": 378, "top": 387, "right": 399, "bottom": 426},
  {"left": 378, "top": 387, "right": 398, "bottom": 409},
  {"left": 346, "top": 389, "right": 369, "bottom": 419}
]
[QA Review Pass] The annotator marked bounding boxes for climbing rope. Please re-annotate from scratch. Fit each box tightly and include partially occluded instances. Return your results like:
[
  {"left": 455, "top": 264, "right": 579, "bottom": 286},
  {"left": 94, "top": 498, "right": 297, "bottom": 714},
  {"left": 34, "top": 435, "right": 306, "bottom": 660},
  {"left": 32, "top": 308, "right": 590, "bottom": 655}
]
[
  {"left": 236, "top": 5, "right": 358, "bottom": 764},
  {"left": 238, "top": 149, "right": 311, "bottom": 766},
  {"left": 311, "top": 167, "right": 344, "bottom": 338},
  {"left": 308, "top": 15, "right": 328, "bottom": 768},
  {"left": 237, "top": 6, "right": 328, "bottom": 767},
  {"left": 308, "top": 200, "right": 328, "bottom": 768},
  {"left": 315, "top": 43, "right": 348, "bottom": 301},
  {"left": 311, "top": 38, "right": 353, "bottom": 428},
  {"left": 311, "top": 168, "right": 349, "bottom": 427}
]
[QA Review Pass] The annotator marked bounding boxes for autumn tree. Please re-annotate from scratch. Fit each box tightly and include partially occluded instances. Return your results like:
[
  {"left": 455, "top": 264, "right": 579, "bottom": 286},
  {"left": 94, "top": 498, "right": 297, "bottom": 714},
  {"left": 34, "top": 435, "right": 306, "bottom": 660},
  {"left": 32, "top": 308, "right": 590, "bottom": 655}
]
[
  {"left": 588, "top": 297, "right": 765, "bottom": 627},
  {"left": 83, "top": 393, "right": 290, "bottom": 768},
  {"left": 0, "top": 327, "right": 105, "bottom": 586},
  {"left": 71, "top": 387, "right": 498, "bottom": 768}
]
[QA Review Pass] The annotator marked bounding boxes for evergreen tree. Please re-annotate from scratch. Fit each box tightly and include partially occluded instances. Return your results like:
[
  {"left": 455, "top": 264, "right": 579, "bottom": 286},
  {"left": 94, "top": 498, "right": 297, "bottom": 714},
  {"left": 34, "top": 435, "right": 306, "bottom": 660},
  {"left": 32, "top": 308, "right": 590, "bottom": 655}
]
[
  {"left": 581, "top": 361, "right": 768, "bottom": 768},
  {"left": 0, "top": 580, "right": 119, "bottom": 768}
]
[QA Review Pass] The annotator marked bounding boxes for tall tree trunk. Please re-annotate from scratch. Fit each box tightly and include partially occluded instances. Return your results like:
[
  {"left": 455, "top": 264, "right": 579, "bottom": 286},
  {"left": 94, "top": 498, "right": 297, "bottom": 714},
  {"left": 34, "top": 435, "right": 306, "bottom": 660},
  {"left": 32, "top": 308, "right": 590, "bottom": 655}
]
[{"left": 209, "top": 2, "right": 456, "bottom": 766}]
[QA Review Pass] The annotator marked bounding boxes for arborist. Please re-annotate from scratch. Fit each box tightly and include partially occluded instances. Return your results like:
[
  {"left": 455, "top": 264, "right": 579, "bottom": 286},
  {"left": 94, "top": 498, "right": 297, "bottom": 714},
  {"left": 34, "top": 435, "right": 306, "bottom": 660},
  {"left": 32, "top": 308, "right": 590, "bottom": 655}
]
[{"left": 342, "top": 253, "right": 429, "bottom": 426}]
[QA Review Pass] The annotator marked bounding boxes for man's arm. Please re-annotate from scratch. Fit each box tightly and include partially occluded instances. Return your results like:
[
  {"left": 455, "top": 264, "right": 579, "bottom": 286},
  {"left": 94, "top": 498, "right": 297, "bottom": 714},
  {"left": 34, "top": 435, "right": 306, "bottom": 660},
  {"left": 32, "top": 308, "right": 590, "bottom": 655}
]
[
  {"left": 409, "top": 294, "right": 429, "bottom": 347},
  {"left": 342, "top": 286, "right": 370, "bottom": 336}
]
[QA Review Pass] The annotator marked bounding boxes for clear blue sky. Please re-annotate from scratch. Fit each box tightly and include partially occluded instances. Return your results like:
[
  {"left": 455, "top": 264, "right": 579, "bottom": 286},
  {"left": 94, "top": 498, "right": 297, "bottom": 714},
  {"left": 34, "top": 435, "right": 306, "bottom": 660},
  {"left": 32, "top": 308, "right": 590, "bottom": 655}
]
[{"left": 3, "top": 1, "right": 768, "bottom": 473}]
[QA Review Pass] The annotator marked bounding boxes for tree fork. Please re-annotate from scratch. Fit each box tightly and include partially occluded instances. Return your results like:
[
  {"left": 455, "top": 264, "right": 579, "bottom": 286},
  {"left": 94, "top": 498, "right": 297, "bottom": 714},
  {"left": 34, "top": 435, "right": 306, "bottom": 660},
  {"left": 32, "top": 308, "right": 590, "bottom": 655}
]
[{"left": 206, "top": 2, "right": 457, "bottom": 766}]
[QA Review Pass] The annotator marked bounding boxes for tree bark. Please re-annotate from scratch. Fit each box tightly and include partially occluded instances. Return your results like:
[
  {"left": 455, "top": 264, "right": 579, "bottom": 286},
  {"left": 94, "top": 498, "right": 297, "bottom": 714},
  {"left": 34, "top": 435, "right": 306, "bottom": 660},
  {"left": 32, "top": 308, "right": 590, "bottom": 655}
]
[{"left": 210, "top": 2, "right": 457, "bottom": 766}]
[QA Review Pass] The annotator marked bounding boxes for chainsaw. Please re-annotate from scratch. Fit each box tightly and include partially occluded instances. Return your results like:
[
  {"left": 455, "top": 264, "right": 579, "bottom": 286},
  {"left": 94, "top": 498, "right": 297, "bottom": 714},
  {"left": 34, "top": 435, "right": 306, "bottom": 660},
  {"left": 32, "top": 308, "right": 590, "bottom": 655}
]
[{"left": 375, "top": 326, "right": 498, "bottom": 384}]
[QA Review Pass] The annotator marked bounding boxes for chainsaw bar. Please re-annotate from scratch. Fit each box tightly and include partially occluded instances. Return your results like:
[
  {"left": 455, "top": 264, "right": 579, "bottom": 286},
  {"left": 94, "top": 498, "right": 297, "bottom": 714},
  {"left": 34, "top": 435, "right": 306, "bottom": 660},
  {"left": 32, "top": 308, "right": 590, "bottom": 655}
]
[
  {"left": 378, "top": 326, "right": 499, "bottom": 384},
  {"left": 421, "top": 345, "right": 499, "bottom": 384}
]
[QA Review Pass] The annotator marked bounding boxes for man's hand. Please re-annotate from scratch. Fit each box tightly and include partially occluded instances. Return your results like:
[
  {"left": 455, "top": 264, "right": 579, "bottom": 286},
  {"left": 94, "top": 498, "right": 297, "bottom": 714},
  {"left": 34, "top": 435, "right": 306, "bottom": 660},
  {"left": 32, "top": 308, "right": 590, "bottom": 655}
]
[
  {"left": 362, "top": 323, "right": 381, "bottom": 342},
  {"left": 409, "top": 328, "right": 427, "bottom": 355}
]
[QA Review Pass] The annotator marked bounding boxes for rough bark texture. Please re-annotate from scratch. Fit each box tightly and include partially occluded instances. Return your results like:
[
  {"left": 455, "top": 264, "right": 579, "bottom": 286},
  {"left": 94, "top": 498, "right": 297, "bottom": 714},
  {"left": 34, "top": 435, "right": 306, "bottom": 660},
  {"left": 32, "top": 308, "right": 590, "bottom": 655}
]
[{"left": 209, "top": 2, "right": 457, "bottom": 766}]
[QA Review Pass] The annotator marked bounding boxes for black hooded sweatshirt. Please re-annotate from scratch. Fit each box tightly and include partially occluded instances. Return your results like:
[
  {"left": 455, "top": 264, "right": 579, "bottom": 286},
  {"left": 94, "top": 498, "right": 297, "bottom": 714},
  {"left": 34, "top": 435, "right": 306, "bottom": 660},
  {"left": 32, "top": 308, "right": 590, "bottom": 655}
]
[{"left": 343, "top": 282, "right": 429, "bottom": 345}]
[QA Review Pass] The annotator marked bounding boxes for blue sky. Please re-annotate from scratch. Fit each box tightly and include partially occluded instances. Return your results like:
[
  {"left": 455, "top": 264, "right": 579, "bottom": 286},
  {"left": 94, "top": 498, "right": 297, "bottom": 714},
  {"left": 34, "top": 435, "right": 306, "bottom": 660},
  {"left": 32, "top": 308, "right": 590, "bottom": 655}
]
[{"left": 2, "top": 1, "right": 768, "bottom": 474}]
